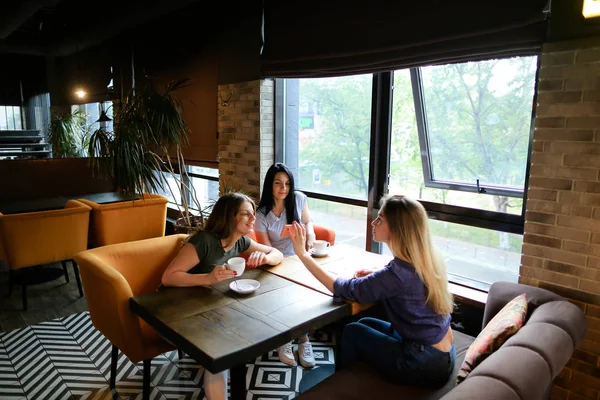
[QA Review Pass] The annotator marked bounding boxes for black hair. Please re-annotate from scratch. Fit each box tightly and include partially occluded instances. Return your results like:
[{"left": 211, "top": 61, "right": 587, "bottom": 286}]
[{"left": 257, "top": 163, "right": 299, "bottom": 224}]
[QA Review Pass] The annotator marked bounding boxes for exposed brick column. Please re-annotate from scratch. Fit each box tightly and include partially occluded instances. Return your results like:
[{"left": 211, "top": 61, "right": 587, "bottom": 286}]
[
  {"left": 217, "top": 79, "right": 275, "bottom": 202},
  {"left": 522, "top": 37, "right": 600, "bottom": 400}
]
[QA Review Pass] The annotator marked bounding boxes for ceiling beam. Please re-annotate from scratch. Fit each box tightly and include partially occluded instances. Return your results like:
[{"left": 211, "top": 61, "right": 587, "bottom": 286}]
[{"left": 0, "top": 0, "right": 63, "bottom": 40}]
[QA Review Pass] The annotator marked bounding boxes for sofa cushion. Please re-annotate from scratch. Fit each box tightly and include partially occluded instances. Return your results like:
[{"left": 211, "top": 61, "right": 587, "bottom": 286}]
[
  {"left": 298, "top": 330, "right": 475, "bottom": 400},
  {"left": 456, "top": 293, "right": 528, "bottom": 384}
]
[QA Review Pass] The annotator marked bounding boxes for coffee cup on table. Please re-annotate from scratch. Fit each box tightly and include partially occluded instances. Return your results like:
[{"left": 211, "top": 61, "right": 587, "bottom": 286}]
[
  {"left": 226, "top": 257, "right": 245, "bottom": 276},
  {"left": 313, "top": 240, "right": 331, "bottom": 255}
]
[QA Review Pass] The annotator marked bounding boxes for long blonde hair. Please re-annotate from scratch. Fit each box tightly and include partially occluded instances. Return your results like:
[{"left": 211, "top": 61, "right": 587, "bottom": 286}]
[{"left": 381, "top": 194, "right": 454, "bottom": 315}]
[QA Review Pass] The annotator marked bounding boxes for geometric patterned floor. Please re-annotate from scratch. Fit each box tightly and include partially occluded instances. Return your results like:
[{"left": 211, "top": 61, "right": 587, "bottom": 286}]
[{"left": 0, "top": 312, "right": 336, "bottom": 400}]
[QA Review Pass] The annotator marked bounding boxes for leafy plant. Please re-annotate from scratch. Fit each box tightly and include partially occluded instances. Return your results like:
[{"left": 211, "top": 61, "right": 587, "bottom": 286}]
[
  {"left": 48, "top": 109, "right": 90, "bottom": 158},
  {"left": 89, "top": 78, "right": 206, "bottom": 231}
]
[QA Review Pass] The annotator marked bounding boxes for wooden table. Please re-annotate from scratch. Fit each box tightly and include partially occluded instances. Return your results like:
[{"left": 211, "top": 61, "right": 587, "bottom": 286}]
[
  {"left": 265, "top": 243, "right": 488, "bottom": 312},
  {"left": 266, "top": 243, "right": 389, "bottom": 314},
  {"left": 0, "top": 192, "right": 140, "bottom": 214},
  {"left": 129, "top": 268, "right": 351, "bottom": 400}
]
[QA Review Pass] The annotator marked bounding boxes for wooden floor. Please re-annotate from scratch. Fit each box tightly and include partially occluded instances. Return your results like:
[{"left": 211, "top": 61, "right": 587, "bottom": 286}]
[{"left": 0, "top": 262, "right": 88, "bottom": 332}]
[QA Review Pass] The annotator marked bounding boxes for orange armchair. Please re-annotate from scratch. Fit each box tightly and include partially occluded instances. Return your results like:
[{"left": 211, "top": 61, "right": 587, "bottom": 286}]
[
  {"left": 0, "top": 200, "right": 91, "bottom": 310},
  {"left": 78, "top": 193, "right": 168, "bottom": 248},
  {"left": 73, "top": 234, "right": 187, "bottom": 399},
  {"left": 314, "top": 224, "right": 336, "bottom": 245}
]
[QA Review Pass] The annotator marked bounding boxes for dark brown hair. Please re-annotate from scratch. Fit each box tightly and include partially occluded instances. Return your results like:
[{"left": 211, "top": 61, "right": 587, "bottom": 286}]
[{"left": 203, "top": 192, "right": 256, "bottom": 238}]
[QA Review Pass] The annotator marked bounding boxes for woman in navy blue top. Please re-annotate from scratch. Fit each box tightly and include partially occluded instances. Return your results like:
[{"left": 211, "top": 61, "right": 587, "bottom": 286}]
[{"left": 288, "top": 194, "right": 456, "bottom": 388}]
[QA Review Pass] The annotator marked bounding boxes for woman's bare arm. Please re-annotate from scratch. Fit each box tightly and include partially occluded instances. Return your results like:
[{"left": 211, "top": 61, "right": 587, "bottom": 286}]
[
  {"left": 161, "top": 243, "right": 236, "bottom": 287},
  {"left": 243, "top": 239, "right": 284, "bottom": 267},
  {"left": 289, "top": 222, "right": 335, "bottom": 293}
]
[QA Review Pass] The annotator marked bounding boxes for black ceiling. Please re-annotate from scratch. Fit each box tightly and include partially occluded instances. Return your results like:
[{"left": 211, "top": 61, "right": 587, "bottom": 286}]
[{"left": 0, "top": 0, "right": 206, "bottom": 56}]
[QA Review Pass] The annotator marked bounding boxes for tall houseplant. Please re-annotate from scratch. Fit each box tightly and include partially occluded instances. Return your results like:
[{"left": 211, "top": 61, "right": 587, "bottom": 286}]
[
  {"left": 49, "top": 109, "right": 91, "bottom": 158},
  {"left": 89, "top": 78, "right": 206, "bottom": 232}
]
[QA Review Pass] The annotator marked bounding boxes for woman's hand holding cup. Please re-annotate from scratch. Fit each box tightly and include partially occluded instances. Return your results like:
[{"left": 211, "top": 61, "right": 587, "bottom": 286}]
[{"left": 208, "top": 265, "right": 236, "bottom": 285}]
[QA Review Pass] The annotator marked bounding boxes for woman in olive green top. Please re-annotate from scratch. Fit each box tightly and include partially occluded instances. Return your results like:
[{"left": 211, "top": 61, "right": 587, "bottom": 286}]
[{"left": 162, "top": 192, "right": 283, "bottom": 400}]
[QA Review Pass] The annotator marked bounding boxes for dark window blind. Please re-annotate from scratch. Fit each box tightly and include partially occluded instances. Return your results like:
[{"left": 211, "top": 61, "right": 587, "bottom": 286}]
[{"left": 261, "top": 0, "right": 549, "bottom": 78}]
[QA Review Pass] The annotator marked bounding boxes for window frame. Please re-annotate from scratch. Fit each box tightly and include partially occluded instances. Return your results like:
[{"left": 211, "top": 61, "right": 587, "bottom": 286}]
[
  {"left": 274, "top": 55, "right": 539, "bottom": 291},
  {"left": 411, "top": 67, "right": 529, "bottom": 200}
]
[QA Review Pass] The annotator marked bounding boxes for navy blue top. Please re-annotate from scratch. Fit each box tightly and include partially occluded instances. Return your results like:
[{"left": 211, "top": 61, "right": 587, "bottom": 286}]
[{"left": 333, "top": 257, "right": 451, "bottom": 345}]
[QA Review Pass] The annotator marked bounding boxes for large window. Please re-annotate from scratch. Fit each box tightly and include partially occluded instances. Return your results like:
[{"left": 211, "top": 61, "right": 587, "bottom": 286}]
[
  {"left": 0, "top": 106, "right": 22, "bottom": 130},
  {"left": 284, "top": 75, "right": 372, "bottom": 200},
  {"left": 278, "top": 55, "right": 538, "bottom": 289}
]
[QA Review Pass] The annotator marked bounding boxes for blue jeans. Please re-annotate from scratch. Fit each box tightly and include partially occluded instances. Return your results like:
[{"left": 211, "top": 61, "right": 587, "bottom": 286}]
[{"left": 340, "top": 317, "right": 456, "bottom": 388}]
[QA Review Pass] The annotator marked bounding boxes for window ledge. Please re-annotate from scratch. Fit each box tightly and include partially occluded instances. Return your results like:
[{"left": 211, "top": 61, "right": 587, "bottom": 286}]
[{"left": 449, "top": 282, "right": 487, "bottom": 308}]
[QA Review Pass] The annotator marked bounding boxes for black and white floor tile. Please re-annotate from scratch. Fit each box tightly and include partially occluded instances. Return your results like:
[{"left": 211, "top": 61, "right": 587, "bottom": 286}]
[{"left": 0, "top": 312, "right": 335, "bottom": 400}]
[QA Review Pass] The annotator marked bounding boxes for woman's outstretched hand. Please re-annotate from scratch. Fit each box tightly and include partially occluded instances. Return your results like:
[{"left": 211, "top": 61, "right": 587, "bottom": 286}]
[
  {"left": 354, "top": 269, "right": 374, "bottom": 278},
  {"left": 290, "top": 221, "right": 309, "bottom": 256}
]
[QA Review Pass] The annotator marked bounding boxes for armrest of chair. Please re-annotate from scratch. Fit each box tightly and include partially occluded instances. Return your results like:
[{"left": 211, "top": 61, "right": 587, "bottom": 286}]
[
  {"left": 138, "top": 193, "right": 169, "bottom": 204},
  {"left": 74, "top": 250, "right": 147, "bottom": 361},
  {"left": 77, "top": 198, "right": 102, "bottom": 210},
  {"left": 483, "top": 281, "right": 563, "bottom": 328},
  {"left": 79, "top": 193, "right": 168, "bottom": 212},
  {"left": 315, "top": 224, "right": 336, "bottom": 245}
]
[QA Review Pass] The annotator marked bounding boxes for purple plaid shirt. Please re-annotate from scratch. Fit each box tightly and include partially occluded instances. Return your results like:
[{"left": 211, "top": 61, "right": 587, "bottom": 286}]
[{"left": 333, "top": 257, "right": 451, "bottom": 345}]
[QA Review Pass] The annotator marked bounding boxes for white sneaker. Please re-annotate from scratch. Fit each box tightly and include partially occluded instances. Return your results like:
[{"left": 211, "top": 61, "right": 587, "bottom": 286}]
[
  {"left": 298, "top": 341, "right": 316, "bottom": 368},
  {"left": 277, "top": 342, "right": 297, "bottom": 366}
]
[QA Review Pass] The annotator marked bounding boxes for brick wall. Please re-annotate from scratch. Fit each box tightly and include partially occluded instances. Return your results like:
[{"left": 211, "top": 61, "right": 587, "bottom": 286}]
[
  {"left": 522, "top": 37, "right": 600, "bottom": 400},
  {"left": 217, "top": 79, "right": 275, "bottom": 202}
]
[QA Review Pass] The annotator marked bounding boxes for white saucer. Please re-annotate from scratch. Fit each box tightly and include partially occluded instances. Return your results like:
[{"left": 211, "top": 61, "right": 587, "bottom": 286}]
[
  {"left": 229, "top": 279, "right": 260, "bottom": 294},
  {"left": 310, "top": 249, "right": 329, "bottom": 258}
]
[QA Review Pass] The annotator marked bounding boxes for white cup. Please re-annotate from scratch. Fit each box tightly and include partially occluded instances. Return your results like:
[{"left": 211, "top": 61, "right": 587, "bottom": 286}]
[
  {"left": 226, "top": 257, "right": 246, "bottom": 276},
  {"left": 313, "top": 240, "right": 331, "bottom": 255}
]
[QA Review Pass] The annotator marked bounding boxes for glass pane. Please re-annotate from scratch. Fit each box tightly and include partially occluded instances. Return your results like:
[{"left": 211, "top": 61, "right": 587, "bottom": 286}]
[
  {"left": 189, "top": 166, "right": 219, "bottom": 178},
  {"left": 307, "top": 197, "right": 367, "bottom": 249},
  {"left": 13, "top": 107, "right": 22, "bottom": 129},
  {"left": 0, "top": 107, "right": 7, "bottom": 130},
  {"left": 84, "top": 103, "right": 100, "bottom": 127},
  {"left": 390, "top": 64, "right": 532, "bottom": 215},
  {"left": 153, "top": 171, "right": 182, "bottom": 205},
  {"left": 381, "top": 219, "right": 521, "bottom": 285},
  {"left": 284, "top": 75, "right": 373, "bottom": 199},
  {"left": 102, "top": 101, "right": 114, "bottom": 132},
  {"left": 421, "top": 57, "right": 537, "bottom": 190},
  {"left": 190, "top": 176, "right": 220, "bottom": 210},
  {"left": 5, "top": 106, "right": 16, "bottom": 129}
]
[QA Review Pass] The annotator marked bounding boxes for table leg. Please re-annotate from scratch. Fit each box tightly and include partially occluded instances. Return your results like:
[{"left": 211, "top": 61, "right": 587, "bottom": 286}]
[
  {"left": 332, "top": 323, "right": 343, "bottom": 372},
  {"left": 230, "top": 363, "right": 247, "bottom": 400}
]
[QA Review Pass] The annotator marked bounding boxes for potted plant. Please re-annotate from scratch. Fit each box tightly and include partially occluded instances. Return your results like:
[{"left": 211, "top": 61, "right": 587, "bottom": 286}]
[
  {"left": 48, "top": 109, "right": 91, "bottom": 158},
  {"left": 88, "top": 78, "right": 207, "bottom": 233}
]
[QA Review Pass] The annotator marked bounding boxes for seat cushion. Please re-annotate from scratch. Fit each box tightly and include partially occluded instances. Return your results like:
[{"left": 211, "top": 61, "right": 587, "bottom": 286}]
[
  {"left": 456, "top": 293, "right": 528, "bottom": 384},
  {"left": 298, "top": 330, "right": 475, "bottom": 400}
]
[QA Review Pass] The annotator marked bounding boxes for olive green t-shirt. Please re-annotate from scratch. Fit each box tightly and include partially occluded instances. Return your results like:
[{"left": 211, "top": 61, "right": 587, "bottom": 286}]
[{"left": 187, "top": 231, "right": 251, "bottom": 274}]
